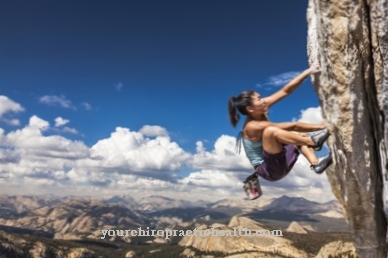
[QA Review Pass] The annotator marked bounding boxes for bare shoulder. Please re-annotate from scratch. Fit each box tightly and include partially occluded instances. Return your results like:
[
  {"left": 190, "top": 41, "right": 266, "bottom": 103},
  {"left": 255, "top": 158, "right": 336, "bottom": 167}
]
[
  {"left": 244, "top": 121, "right": 269, "bottom": 141},
  {"left": 245, "top": 120, "right": 272, "bottom": 133}
]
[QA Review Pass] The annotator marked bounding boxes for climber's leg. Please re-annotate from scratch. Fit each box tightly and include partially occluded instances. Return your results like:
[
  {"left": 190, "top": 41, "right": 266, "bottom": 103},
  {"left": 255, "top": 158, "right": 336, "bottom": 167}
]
[{"left": 292, "top": 132, "right": 319, "bottom": 165}]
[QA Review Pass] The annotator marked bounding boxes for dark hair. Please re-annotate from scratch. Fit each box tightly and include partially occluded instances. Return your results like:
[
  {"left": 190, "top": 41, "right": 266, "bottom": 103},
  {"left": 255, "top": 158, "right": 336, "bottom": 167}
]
[{"left": 228, "top": 90, "right": 255, "bottom": 127}]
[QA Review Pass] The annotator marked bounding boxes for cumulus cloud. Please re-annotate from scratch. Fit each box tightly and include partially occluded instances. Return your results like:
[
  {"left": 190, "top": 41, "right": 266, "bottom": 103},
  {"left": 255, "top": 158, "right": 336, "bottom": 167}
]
[
  {"left": 4, "top": 115, "right": 89, "bottom": 161},
  {"left": 29, "top": 115, "right": 50, "bottom": 130},
  {"left": 39, "top": 95, "right": 76, "bottom": 110},
  {"left": 88, "top": 126, "right": 190, "bottom": 173},
  {"left": 62, "top": 127, "right": 78, "bottom": 134},
  {"left": 54, "top": 117, "right": 70, "bottom": 127},
  {"left": 179, "top": 169, "right": 241, "bottom": 188},
  {"left": 0, "top": 96, "right": 24, "bottom": 118},
  {"left": 0, "top": 118, "right": 191, "bottom": 196},
  {"left": 139, "top": 125, "right": 168, "bottom": 137},
  {"left": 0, "top": 96, "right": 24, "bottom": 126},
  {"left": 188, "top": 135, "right": 252, "bottom": 174},
  {"left": 293, "top": 106, "right": 323, "bottom": 124},
  {"left": 2, "top": 118, "right": 21, "bottom": 126},
  {"left": 0, "top": 119, "right": 190, "bottom": 184},
  {"left": 0, "top": 148, "right": 20, "bottom": 164},
  {"left": 24, "top": 177, "right": 59, "bottom": 186},
  {"left": 0, "top": 96, "right": 335, "bottom": 203},
  {"left": 52, "top": 117, "right": 78, "bottom": 135}
]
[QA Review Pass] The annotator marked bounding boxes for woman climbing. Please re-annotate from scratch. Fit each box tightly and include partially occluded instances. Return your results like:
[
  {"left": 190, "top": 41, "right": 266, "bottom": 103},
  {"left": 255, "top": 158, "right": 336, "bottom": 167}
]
[{"left": 228, "top": 63, "right": 332, "bottom": 198}]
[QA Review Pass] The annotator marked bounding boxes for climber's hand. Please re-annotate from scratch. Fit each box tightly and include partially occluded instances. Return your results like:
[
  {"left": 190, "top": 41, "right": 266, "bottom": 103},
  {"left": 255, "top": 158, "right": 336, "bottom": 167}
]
[{"left": 308, "top": 63, "right": 321, "bottom": 74}]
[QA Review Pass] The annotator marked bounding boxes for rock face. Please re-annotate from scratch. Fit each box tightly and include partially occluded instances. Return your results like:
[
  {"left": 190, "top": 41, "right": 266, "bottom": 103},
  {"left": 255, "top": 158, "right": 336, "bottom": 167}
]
[
  {"left": 286, "top": 221, "right": 308, "bottom": 234},
  {"left": 0, "top": 230, "right": 96, "bottom": 258},
  {"left": 178, "top": 216, "right": 309, "bottom": 258},
  {"left": 307, "top": 0, "right": 388, "bottom": 257},
  {"left": 314, "top": 241, "right": 357, "bottom": 258}
]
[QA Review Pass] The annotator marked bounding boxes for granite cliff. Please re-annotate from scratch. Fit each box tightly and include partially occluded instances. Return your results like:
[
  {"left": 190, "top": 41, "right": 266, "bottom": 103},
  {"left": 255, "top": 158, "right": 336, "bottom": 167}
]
[{"left": 307, "top": 0, "right": 388, "bottom": 257}]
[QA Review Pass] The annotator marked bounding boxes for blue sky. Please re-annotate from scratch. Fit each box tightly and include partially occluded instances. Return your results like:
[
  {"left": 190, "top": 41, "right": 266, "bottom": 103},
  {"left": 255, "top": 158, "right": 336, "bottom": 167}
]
[{"left": 0, "top": 1, "right": 335, "bottom": 203}]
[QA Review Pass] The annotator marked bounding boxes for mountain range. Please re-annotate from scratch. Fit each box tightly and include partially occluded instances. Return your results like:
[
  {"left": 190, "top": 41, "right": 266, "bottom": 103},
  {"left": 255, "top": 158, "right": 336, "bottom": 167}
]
[
  {"left": 0, "top": 194, "right": 352, "bottom": 257},
  {"left": 0, "top": 194, "right": 348, "bottom": 234}
]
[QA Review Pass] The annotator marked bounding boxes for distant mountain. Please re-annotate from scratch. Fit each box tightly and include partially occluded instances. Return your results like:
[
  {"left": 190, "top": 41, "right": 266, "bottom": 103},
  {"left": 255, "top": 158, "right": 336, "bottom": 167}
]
[
  {"left": 148, "top": 207, "right": 208, "bottom": 222},
  {"left": 0, "top": 194, "right": 353, "bottom": 258},
  {"left": 260, "top": 195, "right": 342, "bottom": 217},
  {"left": 191, "top": 199, "right": 209, "bottom": 207},
  {"left": 319, "top": 199, "right": 343, "bottom": 213},
  {"left": 262, "top": 195, "right": 321, "bottom": 211},
  {"left": 148, "top": 206, "right": 239, "bottom": 226},
  {"left": 245, "top": 207, "right": 319, "bottom": 223},
  {"left": 208, "top": 197, "right": 272, "bottom": 213},
  {"left": 0, "top": 194, "right": 62, "bottom": 214},
  {"left": 102, "top": 195, "right": 138, "bottom": 208},
  {"left": 0, "top": 194, "right": 347, "bottom": 238},
  {"left": 210, "top": 198, "right": 256, "bottom": 209},
  {"left": 240, "top": 195, "right": 348, "bottom": 232},
  {"left": 137, "top": 195, "right": 207, "bottom": 212},
  {"left": 0, "top": 198, "right": 151, "bottom": 240}
]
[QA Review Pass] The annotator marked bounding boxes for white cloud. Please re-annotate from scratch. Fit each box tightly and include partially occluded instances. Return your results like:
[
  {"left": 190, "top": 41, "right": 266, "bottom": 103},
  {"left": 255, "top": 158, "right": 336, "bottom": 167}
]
[
  {"left": 29, "top": 115, "right": 50, "bottom": 130},
  {"left": 4, "top": 115, "right": 89, "bottom": 161},
  {"left": 62, "top": 127, "right": 78, "bottom": 134},
  {"left": 0, "top": 98, "right": 335, "bottom": 203},
  {"left": 139, "top": 125, "right": 168, "bottom": 137},
  {"left": 54, "top": 117, "right": 70, "bottom": 127},
  {"left": 2, "top": 118, "right": 21, "bottom": 126},
  {"left": 293, "top": 106, "right": 323, "bottom": 124},
  {"left": 0, "top": 147, "right": 20, "bottom": 164},
  {"left": 88, "top": 126, "right": 190, "bottom": 172},
  {"left": 53, "top": 117, "right": 78, "bottom": 134},
  {"left": 1, "top": 121, "right": 189, "bottom": 186},
  {"left": 188, "top": 135, "right": 252, "bottom": 172},
  {"left": 179, "top": 169, "right": 240, "bottom": 188},
  {"left": 0, "top": 96, "right": 24, "bottom": 118},
  {"left": 39, "top": 95, "right": 76, "bottom": 110},
  {"left": 24, "top": 177, "right": 59, "bottom": 186},
  {"left": 0, "top": 96, "right": 24, "bottom": 126}
]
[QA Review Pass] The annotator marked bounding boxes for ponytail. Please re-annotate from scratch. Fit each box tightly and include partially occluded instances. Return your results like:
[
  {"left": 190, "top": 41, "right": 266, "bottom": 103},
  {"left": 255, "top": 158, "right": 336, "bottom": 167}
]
[
  {"left": 228, "top": 90, "right": 255, "bottom": 128},
  {"left": 228, "top": 96, "right": 240, "bottom": 127}
]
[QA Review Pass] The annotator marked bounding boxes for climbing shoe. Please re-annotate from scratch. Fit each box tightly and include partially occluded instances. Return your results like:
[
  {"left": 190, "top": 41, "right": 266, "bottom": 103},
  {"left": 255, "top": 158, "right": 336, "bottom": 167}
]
[
  {"left": 310, "top": 129, "right": 330, "bottom": 151},
  {"left": 310, "top": 152, "right": 333, "bottom": 174}
]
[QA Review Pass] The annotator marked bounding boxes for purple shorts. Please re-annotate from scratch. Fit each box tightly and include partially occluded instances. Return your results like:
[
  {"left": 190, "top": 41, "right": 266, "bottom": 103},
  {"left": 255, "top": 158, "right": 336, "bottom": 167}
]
[{"left": 256, "top": 144, "right": 300, "bottom": 182}]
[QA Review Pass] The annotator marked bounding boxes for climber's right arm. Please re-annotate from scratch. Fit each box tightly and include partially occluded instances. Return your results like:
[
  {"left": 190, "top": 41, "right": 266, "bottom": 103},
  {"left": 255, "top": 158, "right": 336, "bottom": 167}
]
[{"left": 264, "top": 63, "right": 321, "bottom": 107}]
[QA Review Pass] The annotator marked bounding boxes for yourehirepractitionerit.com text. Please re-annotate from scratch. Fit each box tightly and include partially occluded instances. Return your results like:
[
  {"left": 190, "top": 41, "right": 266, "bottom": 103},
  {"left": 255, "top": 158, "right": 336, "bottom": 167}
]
[{"left": 100, "top": 227, "right": 283, "bottom": 240}]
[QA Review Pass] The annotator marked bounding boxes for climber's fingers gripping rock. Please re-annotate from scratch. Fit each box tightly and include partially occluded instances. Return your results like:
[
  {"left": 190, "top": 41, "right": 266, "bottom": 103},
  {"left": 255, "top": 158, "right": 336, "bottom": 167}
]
[{"left": 308, "top": 62, "right": 321, "bottom": 74}]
